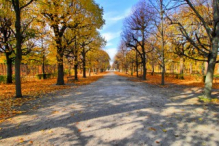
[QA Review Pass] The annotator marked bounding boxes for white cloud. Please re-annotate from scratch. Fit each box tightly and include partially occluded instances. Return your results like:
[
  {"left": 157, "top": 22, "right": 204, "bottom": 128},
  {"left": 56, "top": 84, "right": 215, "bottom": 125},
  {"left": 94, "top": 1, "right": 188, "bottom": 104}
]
[
  {"left": 106, "top": 42, "right": 113, "bottom": 47},
  {"left": 102, "top": 8, "right": 132, "bottom": 30},
  {"left": 102, "top": 31, "right": 121, "bottom": 42},
  {"left": 110, "top": 15, "right": 124, "bottom": 21},
  {"left": 104, "top": 48, "right": 118, "bottom": 61}
]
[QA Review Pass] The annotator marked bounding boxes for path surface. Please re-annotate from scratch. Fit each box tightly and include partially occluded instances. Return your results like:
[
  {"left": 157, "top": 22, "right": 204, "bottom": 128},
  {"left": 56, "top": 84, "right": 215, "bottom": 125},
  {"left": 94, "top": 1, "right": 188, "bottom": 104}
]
[{"left": 0, "top": 72, "right": 219, "bottom": 146}]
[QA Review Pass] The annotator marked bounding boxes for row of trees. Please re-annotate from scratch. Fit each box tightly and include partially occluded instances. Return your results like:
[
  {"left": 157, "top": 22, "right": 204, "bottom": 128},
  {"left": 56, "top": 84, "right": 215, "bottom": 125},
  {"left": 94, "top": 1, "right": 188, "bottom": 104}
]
[
  {"left": 113, "top": 0, "right": 219, "bottom": 98},
  {"left": 0, "top": 0, "right": 110, "bottom": 97}
]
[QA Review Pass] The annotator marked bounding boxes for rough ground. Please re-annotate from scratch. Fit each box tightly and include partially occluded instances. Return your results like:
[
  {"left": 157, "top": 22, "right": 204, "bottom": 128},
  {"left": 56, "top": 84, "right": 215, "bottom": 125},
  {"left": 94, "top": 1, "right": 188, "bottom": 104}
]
[{"left": 0, "top": 72, "right": 219, "bottom": 146}]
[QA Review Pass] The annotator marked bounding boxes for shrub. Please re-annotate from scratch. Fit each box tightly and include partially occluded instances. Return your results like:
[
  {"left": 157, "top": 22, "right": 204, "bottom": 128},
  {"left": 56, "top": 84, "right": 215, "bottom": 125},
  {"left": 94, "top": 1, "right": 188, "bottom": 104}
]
[
  {"left": 0, "top": 75, "right": 6, "bottom": 83},
  {"left": 36, "top": 74, "right": 55, "bottom": 79}
]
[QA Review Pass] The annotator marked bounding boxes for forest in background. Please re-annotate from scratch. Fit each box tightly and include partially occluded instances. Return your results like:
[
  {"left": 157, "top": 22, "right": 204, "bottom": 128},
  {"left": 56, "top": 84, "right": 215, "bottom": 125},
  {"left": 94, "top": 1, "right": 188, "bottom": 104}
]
[
  {"left": 0, "top": 0, "right": 110, "bottom": 97},
  {"left": 0, "top": 0, "right": 218, "bottom": 104},
  {"left": 113, "top": 0, "right": 219, "bottom": 98}
]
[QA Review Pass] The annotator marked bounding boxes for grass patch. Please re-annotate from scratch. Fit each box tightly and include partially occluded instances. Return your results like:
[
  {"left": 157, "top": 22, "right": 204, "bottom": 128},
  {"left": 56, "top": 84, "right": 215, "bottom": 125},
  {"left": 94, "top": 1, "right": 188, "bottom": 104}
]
[{"left": 198, "top": 96, "right": 219, "bottom": 104}]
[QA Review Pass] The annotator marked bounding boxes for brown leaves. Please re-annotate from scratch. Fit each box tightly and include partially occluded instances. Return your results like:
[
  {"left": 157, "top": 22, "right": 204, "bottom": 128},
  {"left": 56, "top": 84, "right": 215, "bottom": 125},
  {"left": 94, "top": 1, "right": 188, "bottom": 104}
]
[
  {"left": 51, "top": 111, "right": 59, "bottom": 114},
  {"left": 87, "top": 125, "right": 92, "bottom": 128},
  {"left": 148, "top": 127, "right": 167, "bottom": 133},
  {"left": 148, "top": 127, "right": 156, "bottom": 131},
  {"left": 18, "top": 138, "right": 24, "bottom": 143},
  {"left": 0, "top": 72, "right": 106, "bottom": 123},
  {"left": 116, "top": 72, "right": 219, "bottom": 89}
]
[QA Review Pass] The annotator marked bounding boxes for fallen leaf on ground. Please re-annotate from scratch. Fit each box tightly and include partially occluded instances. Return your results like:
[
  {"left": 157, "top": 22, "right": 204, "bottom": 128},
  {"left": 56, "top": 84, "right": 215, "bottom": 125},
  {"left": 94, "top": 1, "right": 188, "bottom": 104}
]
[
  {"left": 0, "top": 73, "right": 106, "bottom": 122},
  {"left": 52, "top": 111, "right": 59, "bottom": 114},
  {"left": 162, "top": 129, "right": 167, "bottom": 132},
  {"left": 148, "top": 127, "right": 156, "bottom": 131},
  {"left": 12, "top": 111, "right": 26, "bottom": 114},
  {"left": 19, "top": 138, "right": 24, "bottom": 143}
]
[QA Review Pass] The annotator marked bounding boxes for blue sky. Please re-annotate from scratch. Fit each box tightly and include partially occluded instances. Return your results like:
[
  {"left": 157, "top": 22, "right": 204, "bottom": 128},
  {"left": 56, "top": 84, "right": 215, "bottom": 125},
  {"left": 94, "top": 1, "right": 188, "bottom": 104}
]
[{"left": 95, "top": 0, "right": 138, "bottom": 65}]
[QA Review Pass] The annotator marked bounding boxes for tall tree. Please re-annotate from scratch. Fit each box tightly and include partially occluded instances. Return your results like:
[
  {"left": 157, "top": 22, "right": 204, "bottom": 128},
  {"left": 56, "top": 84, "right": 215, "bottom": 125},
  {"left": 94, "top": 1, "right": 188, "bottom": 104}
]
[
  {"left": 169, "top": 0, "right": 219, "bottom": 98},
  {"left": 7, "top": 0, "right": 35, "bottom": 97},
  {"left": 0, "top": 1, "right": 14, "bottom": 83},
  {"left": 79, "top": 30, "right": 106, "bottom": 78},
  {"left": 39, "top": 0, "right": 104, "bottom": 85},
  {"left": 123, "top": 0, "right": 154, "bottom": 80},
  {"left": 39, "top": 0, "right": 77, "bottom": 85},
  {"left": 148, "top": 0, "right": 173, "bottom": 85}
]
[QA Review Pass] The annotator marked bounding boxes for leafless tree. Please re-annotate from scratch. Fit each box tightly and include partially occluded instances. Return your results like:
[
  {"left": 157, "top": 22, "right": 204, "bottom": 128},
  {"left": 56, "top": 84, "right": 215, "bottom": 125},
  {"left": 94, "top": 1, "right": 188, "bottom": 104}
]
[{"left": 122, "top": 0, "right": 155, "bottom": 80}]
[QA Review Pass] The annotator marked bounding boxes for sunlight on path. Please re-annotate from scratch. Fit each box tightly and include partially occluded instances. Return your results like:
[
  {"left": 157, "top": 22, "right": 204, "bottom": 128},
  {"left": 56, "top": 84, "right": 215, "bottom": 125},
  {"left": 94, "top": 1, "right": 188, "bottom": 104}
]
[{"left": 0, "top": 72, "right": 219, "bottom": 146}]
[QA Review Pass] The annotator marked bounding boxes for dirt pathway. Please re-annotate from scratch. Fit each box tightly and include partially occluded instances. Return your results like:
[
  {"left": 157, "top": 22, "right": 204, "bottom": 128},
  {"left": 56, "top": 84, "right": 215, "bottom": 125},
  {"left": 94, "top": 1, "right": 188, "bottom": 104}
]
[{"left": 0, "top": 72, "right": 219, "bottom": 146}]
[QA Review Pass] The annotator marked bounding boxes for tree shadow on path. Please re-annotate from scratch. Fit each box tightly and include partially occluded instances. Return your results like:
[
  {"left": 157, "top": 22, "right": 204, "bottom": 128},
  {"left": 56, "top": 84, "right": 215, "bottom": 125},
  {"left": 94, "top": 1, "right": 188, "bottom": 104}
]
[{"left": 0, "top": 73, "right": 219, "bottom": 146}]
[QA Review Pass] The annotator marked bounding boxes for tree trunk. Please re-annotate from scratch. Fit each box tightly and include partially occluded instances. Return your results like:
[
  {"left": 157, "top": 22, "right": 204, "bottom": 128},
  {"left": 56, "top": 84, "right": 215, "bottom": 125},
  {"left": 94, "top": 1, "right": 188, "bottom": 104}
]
[
  {"left": 56, "top": 57, "right": 64, "bottom": 85},
  {"left": 204, "top": 47, "right": 218, "bottom": 98},
  {"left": 74, "top": 64, "right": 78, "bottom": 80},
  {"left": 82, "top": 51, "right": 86, "bottom": 78},
  {"left": 6, "top": 52, "right": 13, "bottom": 84},
  {"left": 42, "top": 54, "right": 45, "bottom": 79},
  {"left": 53, "top": 24, "right": 65, "bottom": 85},
  {"left": 14, "top": 2, "right": 22, "bottom": 97},
  {"left": 142, "top": 56, "right": 146, "bottom": 80},
  {"left": 135, "top": 50, "right": 139, "bottom": 77},
  {"left": 15, "top": 57, "right": 22, "bottom": 97},
  {"left": 151, "top": 63, "right": 154, "bottom": 76},
  {"left": 190, "top": 63, "right": 193, "bottom": 74},
  {"left": 83, "top": 60, "right": 86, "bottom": 78},
  {"left": 136, "top": 64, "right": 139, "bottom": 77},
  {"left": 160, "top": 2, "right": 165, "bottom": 85},
  {"left": 204, "top": 0, "right": 219, "bottom": 98},
  {"left": 96, "top": 68, "right": 98, "bottom": 74},
  {"left": 56, "top": 48, "right": 64, "bottom": 85},
  {"left": 179, "top": 56, "right": 184, "bottom": 79}
]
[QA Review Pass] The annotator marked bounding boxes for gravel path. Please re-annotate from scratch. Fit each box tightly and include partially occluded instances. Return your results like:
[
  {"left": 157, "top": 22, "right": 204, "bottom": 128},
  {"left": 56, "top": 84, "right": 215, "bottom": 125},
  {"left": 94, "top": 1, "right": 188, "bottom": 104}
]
[{"left": 0, "top": 72, "right": 219, "bottom": 146}]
